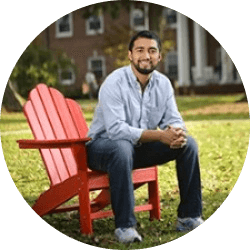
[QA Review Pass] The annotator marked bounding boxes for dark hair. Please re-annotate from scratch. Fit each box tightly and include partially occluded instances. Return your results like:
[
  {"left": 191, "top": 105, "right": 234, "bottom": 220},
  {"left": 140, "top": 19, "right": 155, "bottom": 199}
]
[{"left": 128, "top": 30, "right": 162, "bottom": 52}]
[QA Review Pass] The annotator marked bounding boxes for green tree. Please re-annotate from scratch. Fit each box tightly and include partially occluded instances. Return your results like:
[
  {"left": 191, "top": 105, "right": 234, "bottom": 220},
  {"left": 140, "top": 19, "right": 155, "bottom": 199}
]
[
  {"left": 2, "top": 82, "right": 23, "bottom": 112},
  {"left": 9, "top": 43, "right": 74, "bottom": 99}
]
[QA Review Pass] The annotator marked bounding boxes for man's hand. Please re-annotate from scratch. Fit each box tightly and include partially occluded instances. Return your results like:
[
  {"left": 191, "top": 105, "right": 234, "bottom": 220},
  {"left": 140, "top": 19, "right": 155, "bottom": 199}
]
[
  {"left": 139, "top": 126, "right": 187, "bottom": 149},
  {"left": 160, "top": 126, "right": 187, "bottom": 149},
  {"left": 170, "top": 136, "right": 187, "bottom": 149},
  {"left": 159, "top": 126, "right": 179, "bottom": 145}
]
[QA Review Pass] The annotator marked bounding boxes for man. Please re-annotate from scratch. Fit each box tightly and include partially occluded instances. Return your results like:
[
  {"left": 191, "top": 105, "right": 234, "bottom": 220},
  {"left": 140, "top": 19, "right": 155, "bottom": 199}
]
[
  {"left": 87, "top": 30, "right": 203, "bottom": 243},
  {"left": 85, "top": 70, "right": 99, "bottom": 99}
]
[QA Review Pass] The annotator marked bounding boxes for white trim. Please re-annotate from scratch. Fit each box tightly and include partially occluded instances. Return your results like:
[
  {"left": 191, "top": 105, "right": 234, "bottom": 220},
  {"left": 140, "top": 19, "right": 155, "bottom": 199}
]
[
  {"left": 86, "top": 14, "right": 104, "bottom": 35},
  {"left": 177, "top": 13, "right": 191, "bottom": 87},
  {"left": 194, "top": 22, "right": 207, "bottom": 75},
  {"left": 56, "top": 13, "right": 73, "bottom": 38},
  {"left": 220, "top": 47, "right": 234, "bottom": 84},
  {"left": 59, "top": 68, "right": 75, "bottom": 85},
  {"left": 87, "top": 55, "right": 106, "bottom": 79},
  {"left": 193, "top": 22, "right": 208, "bottom": 85},
  {"left": 130, "top": 3, "right": 149, "bottom": 31}
]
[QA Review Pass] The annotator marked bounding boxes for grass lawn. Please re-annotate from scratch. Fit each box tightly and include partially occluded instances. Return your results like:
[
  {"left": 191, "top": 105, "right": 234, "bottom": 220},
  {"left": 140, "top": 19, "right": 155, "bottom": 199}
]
[{"left": 1, "top": 93, "right": 249, "bottom": 249}]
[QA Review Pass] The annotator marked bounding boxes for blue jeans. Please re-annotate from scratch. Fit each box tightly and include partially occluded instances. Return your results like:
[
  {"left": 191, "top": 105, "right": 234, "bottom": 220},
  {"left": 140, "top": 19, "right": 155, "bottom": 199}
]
[{"left": 86, "top": 136, "right": 202, "bottom": 229}]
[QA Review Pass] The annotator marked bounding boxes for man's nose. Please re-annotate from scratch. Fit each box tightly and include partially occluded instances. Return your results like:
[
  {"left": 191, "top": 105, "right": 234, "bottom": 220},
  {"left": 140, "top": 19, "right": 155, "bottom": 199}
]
[{"left": 141, "top": 51, "right": 150, "bottom": 60}]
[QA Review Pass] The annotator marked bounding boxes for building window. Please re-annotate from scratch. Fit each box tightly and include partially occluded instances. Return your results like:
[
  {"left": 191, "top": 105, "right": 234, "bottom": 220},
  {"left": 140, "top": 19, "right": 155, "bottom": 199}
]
[
  {"left": 163, "top": 8, "right": 177, "bottom": 28},
  {"left": 86, "top": 15, "right": 104, "bottom": 35},
  {"left": 165, "top": 51, "right": 178, "bottom": 79},
  {"left": 133, "top": 9, "right": 144, "bottom": 26},
  {"left": 87, "top": 56, "right": 106, "bottom": 81},
  {"left": 130, "top": 3, "right": 149, "bottom": 31},
  {"left": 59, "top": 68, "right": 75, "bottom": 85},
  {"left": 56, "top": 13, "right": 73, "bottom": 38}
]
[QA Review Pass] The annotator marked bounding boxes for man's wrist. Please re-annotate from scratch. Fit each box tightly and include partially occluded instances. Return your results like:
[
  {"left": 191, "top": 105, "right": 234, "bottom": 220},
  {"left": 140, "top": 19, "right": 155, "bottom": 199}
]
[{"left": 139, "top": 129, "right": 164, "bottom": 143}]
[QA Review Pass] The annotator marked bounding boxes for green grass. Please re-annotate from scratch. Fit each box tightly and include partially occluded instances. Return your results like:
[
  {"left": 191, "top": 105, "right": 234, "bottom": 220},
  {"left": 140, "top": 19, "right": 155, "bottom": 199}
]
[
  {"left": 175, "top": 94, "right": 245, "bottom": 111},
  {"left": 78, "top": 93, "right": 250, "bottom": 121},
  {"left": 1, "top": 94, "right": 249, "bottom": 249}
]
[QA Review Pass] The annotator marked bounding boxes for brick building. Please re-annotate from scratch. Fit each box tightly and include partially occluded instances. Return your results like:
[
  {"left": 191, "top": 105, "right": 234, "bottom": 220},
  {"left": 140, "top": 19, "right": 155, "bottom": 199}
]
[{"left": 39, "top": 2, "right": 244, "bottom": 97}]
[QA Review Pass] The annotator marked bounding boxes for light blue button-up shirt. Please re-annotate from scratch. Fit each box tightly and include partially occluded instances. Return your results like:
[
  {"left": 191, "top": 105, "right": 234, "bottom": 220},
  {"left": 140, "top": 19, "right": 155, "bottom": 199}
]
[{"left": 88, "top": 65, "right": 185, "bottom": 145}]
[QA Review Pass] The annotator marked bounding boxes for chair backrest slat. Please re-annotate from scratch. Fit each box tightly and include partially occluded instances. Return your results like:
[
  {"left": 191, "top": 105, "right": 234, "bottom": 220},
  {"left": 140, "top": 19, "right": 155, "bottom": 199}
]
[
  {"left": 24, "top": 101, "right": 62, "bottom": 185},
  {"left": 23, "top": 84, "right": 87, "bottom": 186},
  {"left": 66, "top": 99, "right": 89, "bottom": 138},
  {"left": 49, "top": 88, "right": 80, "bottom": 139}
]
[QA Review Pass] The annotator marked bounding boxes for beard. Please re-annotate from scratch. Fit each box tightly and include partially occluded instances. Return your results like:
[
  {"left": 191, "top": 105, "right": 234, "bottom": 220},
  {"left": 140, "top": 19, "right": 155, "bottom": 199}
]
[{"left": 131, "top": 60, "right": 158, "bottom": 75}]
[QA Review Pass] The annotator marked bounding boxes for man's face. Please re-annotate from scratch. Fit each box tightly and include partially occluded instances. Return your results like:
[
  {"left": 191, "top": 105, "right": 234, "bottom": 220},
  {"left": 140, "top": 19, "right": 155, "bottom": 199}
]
[{"left": 128, "top": 38, "right": 162, "bottom": 75}]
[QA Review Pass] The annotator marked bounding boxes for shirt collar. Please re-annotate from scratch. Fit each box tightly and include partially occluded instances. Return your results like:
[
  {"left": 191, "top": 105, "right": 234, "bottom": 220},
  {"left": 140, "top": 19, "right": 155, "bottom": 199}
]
[{"left": 128, "top": 64, "right": 154, "bottom": 89}]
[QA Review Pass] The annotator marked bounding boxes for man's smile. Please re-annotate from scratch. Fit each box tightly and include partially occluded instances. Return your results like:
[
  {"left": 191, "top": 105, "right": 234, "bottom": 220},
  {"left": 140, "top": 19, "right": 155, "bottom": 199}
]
[{"left": 139, "top": 60, "right": 152, "bottom": 67}]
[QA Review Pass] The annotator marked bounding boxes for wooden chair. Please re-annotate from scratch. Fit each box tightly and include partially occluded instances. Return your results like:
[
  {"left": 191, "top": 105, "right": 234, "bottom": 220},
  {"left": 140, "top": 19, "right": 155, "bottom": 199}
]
[{"left": 17, "top": 83, "right": 161, "bottom": 235}]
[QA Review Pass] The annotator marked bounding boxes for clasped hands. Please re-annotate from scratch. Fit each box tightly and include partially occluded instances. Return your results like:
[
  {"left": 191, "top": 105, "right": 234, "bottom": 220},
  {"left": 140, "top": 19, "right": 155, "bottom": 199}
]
[{"left": 160, "top": 126, "right": 187, "bottom": 149}]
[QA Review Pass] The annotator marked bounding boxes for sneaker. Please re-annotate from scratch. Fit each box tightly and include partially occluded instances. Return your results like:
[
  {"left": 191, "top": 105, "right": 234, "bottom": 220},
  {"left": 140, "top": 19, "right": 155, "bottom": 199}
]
[
  {"left": 176, "top": 217, "right": 204, "bottom": 232},
  {"left": 114, "top": 227, "right": 142, "bottom": 243}
]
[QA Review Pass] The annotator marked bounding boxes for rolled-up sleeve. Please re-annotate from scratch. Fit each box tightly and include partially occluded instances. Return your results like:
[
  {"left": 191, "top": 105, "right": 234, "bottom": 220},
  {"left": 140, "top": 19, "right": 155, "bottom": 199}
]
[{"left": 99, "top": 81, "right": 144, "bottom": 145}]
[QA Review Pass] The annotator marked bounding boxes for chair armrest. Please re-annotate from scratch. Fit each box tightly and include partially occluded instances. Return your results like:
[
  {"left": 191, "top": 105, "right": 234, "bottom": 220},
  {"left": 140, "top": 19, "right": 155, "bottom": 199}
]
[{"left": 17, "top": 138, "right": 91, "bottom": 149}]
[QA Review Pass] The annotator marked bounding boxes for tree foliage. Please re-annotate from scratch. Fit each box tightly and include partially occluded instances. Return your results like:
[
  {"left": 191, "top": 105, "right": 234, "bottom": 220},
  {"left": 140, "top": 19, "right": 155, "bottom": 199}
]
[
  {"left": 2, "top": 83, "right": 23, "bottom": 112},
  {"left": 9, "top": 43, "right": 74, "bottom": 98}
]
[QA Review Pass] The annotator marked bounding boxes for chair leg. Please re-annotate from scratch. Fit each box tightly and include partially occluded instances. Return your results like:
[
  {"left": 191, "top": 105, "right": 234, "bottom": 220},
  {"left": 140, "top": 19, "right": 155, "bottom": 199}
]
[
  {"left": 78, "top": 172, "right": 93, "bottom": 235},
  {"left": 78, "top": 186, "right": 93, "bottom": 235},
  {"left": 148, "top": 180, "right": 161, "bottom": 220}
]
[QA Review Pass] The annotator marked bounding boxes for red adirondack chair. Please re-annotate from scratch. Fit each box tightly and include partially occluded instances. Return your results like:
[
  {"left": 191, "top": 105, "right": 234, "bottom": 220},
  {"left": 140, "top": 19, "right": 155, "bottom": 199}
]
[{"left": 17, "top": 83, "right": 160, "bottom": 235}]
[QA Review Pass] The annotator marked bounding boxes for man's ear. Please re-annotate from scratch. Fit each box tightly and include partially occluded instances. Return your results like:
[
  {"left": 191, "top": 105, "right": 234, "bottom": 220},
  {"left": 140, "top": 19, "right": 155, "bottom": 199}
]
[
  {"left": 128, "top": 50, "right": 132, "bottom": 61},
  {"left": 158, "top": 53, "right": 162, "bottom": 62}
]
